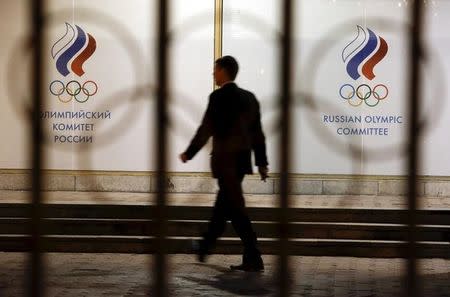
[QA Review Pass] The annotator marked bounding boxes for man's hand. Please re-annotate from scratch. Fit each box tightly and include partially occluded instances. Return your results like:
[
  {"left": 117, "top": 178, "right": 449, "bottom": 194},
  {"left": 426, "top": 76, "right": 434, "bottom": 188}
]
[
  {"left": 179, "top": 153, "right": 188, "bottom": 163},
  {"left": 258, "top": 166, "right": 269, "bottom": 182}
]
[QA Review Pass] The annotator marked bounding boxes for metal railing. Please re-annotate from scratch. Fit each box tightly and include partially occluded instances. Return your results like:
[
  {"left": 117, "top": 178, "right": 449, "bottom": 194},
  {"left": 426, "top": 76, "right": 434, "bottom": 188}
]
[
  {"left": 30, "top": 0, "right": 45, "bottom": 296},
  {"left": 406, "top": 1, "right": 424, "bottom": 297},
  {"left": 154, "top": 0, "right": 169, "bottom": 296},
  {"left": 27, "top": 0, "right": 425, "bottom": 296}
]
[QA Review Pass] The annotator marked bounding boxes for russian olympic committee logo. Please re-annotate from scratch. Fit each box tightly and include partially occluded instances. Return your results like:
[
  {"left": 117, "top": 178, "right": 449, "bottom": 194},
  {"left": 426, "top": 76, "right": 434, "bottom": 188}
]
[
  {"left": 49, "top": 22, "right": 98, "bottom": 103},
  {"left": 340, "top": 25, "right": 389, "bottom": 107}
]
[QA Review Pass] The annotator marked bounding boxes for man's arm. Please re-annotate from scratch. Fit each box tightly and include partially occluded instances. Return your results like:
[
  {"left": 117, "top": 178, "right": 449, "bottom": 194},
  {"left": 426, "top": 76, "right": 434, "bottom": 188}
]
[
  {"left": 250, "top": 96, "right": 269, "bottom": 181},
  {"left": 181, "top": 97, "right": 214, "bottom": 161},
  {"left": 252, "top": 98, "right": 268, "bottom": 167}
]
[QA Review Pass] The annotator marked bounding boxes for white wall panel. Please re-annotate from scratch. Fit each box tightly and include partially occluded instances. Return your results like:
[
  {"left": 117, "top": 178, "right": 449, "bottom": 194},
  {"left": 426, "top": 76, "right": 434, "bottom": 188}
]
[{"left": 1, "top": 0, "right": 449, "bottom": 176}]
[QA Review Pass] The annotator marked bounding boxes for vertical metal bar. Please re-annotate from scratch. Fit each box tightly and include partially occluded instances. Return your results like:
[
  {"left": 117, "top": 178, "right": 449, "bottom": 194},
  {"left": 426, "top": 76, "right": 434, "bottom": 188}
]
[
  {"left": 406, "top": 1, "right": 424, "bottom": 297},
  {"left": 30, "top": 0, "right": 45, "bottom": 296},
  {"left": 214, "top": 0, "right": 223, "bottom": 61},
  {"left": 154, "top": 0, "right": 169, "bottom": 296},
  {"left": 213, "top": 0, "right": 223, "bottom": 90},
  {"left": 279, "top": 0, "right": 293, "bottom": 296}
]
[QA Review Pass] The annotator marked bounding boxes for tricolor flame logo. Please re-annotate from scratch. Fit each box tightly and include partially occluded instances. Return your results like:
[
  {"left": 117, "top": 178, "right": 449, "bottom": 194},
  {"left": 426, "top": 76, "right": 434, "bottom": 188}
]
[
  {"left": 51, "top": 22, "right": 97, "bottom": 77},
  {"left": 342, "top": 26, "right": 388, "bottom": 81}
]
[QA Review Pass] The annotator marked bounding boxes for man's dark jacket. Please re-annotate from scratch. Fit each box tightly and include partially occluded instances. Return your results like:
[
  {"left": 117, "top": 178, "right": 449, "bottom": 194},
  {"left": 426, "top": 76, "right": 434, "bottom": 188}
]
[{"left": 184, "top": 82, "right": 268, "bottom": 178}]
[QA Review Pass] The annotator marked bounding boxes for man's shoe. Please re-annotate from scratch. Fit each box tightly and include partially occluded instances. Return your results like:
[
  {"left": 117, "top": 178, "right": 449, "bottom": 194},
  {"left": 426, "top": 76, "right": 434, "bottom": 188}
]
[
  {"left": 230, "top": 262, "right": 264, "bottom": 272},
  {"left": 198, "top": 249, "right": 207, "bottom": 263},
  {"left": 191, "top": 239, "right": 207, "bottom": 263}
]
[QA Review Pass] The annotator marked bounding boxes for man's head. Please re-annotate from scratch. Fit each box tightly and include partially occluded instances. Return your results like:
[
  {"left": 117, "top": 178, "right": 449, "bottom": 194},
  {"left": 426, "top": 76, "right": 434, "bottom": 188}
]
[{"left": 213, "top": 55, "right": 239, "bottom": 87}]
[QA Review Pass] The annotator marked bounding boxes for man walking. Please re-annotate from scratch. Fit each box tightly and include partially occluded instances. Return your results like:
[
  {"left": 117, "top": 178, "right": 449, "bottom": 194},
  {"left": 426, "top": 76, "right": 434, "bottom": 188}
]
[{"left": 180, "top": 56, "right": 268, "bottom": 272}]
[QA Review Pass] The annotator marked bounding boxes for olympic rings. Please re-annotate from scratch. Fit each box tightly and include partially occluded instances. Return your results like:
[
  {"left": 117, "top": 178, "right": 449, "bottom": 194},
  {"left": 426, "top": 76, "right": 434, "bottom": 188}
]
[
  {"left": 74, "top": 88, "right": 90, "bottom": 103},
  {"left": 373, "top": 84, "right": 389, "bottom": 100},
  {"left": 356, "top": 84, "right": 371, "bottom": 100},
  {"left": 49, "top": 80, "right": 98, "bottom": 103},
  {"left": 66, "top": 80, "right": 82, "bottom": 96},
  {"left": 49, "top": 80, "right": 65, "bottom": 96},
  {"left": 339, "top": 83, "right": 389, "bottom": 107},
  {"left": 83, "top": 81, "right": 98, "bottom": 96},
  {"left": 58, "top": 87, "right": 73, "bottom": 103}
]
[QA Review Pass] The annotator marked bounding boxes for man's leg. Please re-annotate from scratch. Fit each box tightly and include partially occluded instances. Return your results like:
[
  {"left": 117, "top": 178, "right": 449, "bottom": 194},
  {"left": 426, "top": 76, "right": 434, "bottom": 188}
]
[
  {"left": 220, "top": 174, "right": 263, "bottom": 270},
  {"left": 198, "top": 184, "right": 228, "bottom": 261}
]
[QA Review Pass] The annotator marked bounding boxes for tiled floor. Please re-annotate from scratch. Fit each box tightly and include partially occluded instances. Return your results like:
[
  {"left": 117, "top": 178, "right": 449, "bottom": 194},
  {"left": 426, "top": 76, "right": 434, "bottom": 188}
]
[{"left": 0, "top": 253, "right": 449, "bottom": 297}]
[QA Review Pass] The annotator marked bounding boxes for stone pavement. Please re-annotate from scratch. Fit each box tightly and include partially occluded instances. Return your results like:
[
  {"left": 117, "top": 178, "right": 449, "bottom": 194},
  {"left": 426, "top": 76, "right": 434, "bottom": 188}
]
[{"left": 0, "top": 253, "right": 449, "bottom": 297}]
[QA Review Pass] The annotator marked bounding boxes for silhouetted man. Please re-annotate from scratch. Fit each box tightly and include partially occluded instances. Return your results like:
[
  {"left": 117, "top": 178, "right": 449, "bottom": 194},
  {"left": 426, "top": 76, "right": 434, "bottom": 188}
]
[{"left": 180, "top": 55, "right": 268, "bottom": 272}]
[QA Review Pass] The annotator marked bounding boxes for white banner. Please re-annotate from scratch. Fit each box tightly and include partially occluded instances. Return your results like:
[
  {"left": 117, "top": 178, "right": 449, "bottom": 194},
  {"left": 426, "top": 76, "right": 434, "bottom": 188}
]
[{"left": 1, "top": 0, "right": 449, "bottom": 175}]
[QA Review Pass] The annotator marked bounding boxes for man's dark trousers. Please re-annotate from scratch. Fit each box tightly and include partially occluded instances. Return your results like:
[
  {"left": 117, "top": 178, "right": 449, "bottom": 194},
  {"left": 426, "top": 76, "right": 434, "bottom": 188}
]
[{"left": 201, "top": 160, "right": 262, "bottom": 264}]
